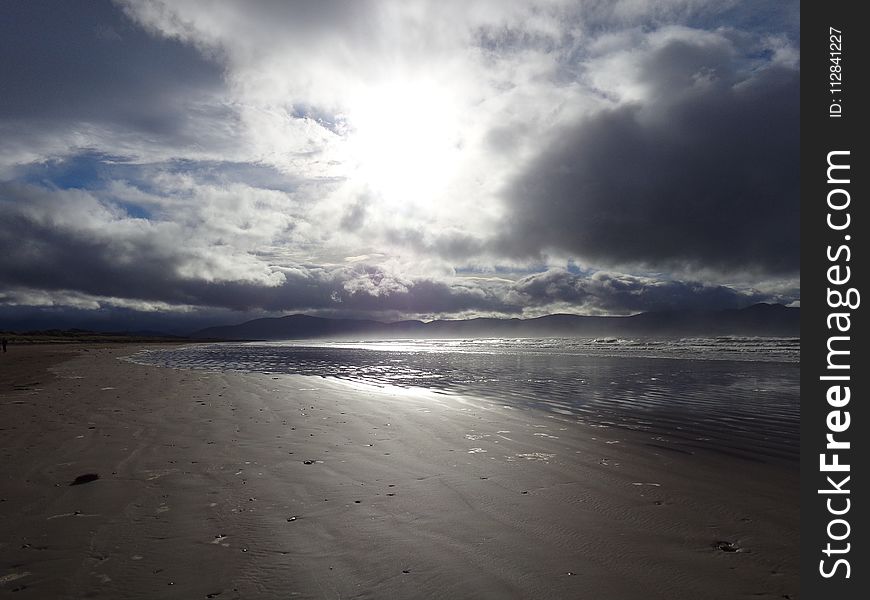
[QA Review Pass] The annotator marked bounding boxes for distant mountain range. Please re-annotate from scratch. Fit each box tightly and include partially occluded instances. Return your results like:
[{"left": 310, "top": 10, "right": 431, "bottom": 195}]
[{"left": 191, "top": 303, "right": 799, "bottom": 341}]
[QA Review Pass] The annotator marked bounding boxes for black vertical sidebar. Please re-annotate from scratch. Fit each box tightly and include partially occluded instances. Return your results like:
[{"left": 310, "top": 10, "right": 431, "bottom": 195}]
[{"left": 801, "top": 1, "right": 867, "bottom": 597}]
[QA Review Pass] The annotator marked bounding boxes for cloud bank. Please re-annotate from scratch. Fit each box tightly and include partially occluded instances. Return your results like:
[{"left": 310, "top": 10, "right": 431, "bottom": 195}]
[{"left": 0, "top": 0, "right": 799, "bottom": 329}]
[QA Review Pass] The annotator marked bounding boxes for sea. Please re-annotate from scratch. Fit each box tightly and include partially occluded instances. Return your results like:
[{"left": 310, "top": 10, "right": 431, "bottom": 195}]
[{"left": 130, "top": 336, "right": 800, "bottom": 462}]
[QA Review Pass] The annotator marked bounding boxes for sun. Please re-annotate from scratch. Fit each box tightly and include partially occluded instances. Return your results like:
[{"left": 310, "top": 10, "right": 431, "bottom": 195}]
[{"left": 344, "top": 79, "right": 462, "bottom": 211}]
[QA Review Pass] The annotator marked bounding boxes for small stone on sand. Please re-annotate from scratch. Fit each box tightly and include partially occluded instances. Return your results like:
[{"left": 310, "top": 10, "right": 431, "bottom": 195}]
[
  {"left": 70, "top": 473, "right": 100, "bottom": 486},
  {"left": 714, "top": 540, "right": 741, "bottom": 552}
]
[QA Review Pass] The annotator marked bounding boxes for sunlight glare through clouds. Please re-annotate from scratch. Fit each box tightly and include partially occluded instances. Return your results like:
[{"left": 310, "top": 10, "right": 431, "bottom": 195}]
[{"left": 345, "top": 78, "right": 463, "bottom": 213}]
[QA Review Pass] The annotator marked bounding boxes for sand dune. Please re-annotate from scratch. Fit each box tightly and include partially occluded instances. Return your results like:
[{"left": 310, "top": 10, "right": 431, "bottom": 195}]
[{"left": 0, "top": 345, "right": 798, "bottom": 599}]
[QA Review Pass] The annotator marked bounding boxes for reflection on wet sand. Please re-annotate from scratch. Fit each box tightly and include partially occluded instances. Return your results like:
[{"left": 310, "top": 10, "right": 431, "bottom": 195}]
[{"left": 131, "top": 338, "right": 799, "bottom": 461}]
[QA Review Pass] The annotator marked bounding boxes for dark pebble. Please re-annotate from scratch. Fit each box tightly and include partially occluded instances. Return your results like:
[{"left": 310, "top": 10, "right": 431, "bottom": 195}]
[
  {"left": 714, "top": 540, "right": 741, "bottom": 552},
  {"left": 70, "top": 473, "right": 100, "bottom": 486}
]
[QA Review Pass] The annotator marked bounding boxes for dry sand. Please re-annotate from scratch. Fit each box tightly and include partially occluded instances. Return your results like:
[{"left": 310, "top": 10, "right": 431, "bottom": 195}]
[{"left": 0, "top": 345, "right": 798, "bottom": 599}]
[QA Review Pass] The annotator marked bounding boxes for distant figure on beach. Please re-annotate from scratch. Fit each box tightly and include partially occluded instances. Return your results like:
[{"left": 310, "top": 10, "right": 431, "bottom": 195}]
[{"left": 1, "top": 338, "right": 6, "bottom": 353}]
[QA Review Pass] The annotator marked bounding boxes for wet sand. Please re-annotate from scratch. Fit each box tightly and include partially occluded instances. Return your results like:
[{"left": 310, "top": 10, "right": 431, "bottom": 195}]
[{"left": 0, "top": 345, "right": 799, "bottom": 599}]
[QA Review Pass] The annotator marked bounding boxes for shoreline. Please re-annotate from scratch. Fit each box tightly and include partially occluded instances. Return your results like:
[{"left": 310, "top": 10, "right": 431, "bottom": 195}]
[
  {"left": 1, "top": 345, "right": 799, "bottom": 599},
  {"left": 127, "top": 341, "right": 801, "bottom": 465}
]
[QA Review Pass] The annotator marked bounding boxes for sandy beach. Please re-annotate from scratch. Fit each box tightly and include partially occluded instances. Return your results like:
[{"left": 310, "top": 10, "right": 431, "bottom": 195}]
[{"left": 0, "top": 345, "right": 798, "bottom": 599}]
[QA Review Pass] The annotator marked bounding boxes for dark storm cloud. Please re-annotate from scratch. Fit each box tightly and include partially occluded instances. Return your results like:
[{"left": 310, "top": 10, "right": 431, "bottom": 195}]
[
  {"left": 0, "top": 0, "right": 223, "bottom": 130},
  {"left": 0, "top": 181, "right": 508, "bottom": 314},
  {"left": 0, "top": 183, "right": 194, "bottom": 301},
  {"left": 499, "top": 35, "right": 799, "bottom": 274},
  {"left": 512, "top": 269, "right": 786, "bottom": 314},
  {"left": 0, "top": 179, "right": 788, "bottom": 319}
]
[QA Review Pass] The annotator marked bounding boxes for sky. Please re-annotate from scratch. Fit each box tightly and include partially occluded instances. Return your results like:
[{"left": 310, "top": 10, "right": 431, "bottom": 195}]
[{"left": 0, "top": 0, "right": 799, "bottom": 332}]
